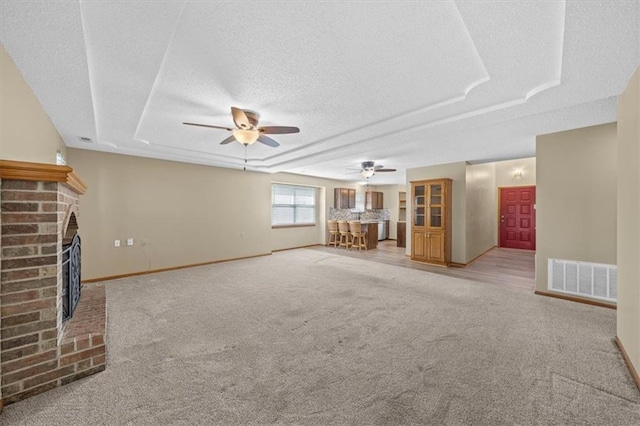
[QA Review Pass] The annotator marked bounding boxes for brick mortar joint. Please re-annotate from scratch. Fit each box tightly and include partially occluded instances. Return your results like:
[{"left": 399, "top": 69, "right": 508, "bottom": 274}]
[
  {"left": 0, "top": 295, "right": 58, "bottom": 307},
  {"left": 60, "top": 343, "right": 106, "bottom": 354},
  {"left": 5, "top": 349, "right": 105, "bottom": 379},
  {"left": 5, "top": 240, "right": 62, "bottom": 245},
  {"left": 0, "top": 251, "right": 62, "bottom": 259},
  {"left": 4, "top": 365, "right": 106, "bottom": 398},
  {"left": 1, "top": 264, "right": 59, "bottom": 273}
]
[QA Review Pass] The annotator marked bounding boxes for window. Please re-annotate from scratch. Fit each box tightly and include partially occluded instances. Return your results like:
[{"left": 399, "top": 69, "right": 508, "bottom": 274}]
[{"left": 272, "top": 184, "right": 316, "bottom": 226}]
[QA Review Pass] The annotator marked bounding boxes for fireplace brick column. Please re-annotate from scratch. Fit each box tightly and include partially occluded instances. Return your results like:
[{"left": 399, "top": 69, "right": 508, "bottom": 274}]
[{"left": 0, "top": 160, "right": 105, "bottom": 408}]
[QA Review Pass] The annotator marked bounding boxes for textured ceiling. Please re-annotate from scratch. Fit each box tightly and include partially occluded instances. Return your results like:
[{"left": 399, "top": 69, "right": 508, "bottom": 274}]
[{"left": 2, "top": 1, "right": 639, "bottom": 185}]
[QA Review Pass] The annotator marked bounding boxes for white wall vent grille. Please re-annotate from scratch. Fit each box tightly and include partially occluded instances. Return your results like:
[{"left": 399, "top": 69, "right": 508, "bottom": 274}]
[{"left": 548, "top": 259, "right": 617, "bottom": 303}]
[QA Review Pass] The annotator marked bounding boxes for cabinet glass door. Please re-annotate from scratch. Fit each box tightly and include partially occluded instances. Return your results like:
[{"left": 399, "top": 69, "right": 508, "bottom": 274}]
[
  {"left": 413, "top": 184, "right": 426, "bottom": 227},
  {"left": 428, "top": 183, "right": 444, "bottom": 229}
]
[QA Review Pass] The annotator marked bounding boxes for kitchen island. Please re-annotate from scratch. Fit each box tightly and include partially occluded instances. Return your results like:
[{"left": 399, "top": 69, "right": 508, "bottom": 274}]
[{"left": 360, "top": 221, "right": 378, "bottom": 250}]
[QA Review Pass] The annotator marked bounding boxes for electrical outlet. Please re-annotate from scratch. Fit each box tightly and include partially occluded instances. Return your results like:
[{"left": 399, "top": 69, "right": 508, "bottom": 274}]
[
  {"left": 114, "top": 240, "right": 120, "bottom": 247},
  {"left": 127, "top": 238, "right": 134, "bottom": 246}
]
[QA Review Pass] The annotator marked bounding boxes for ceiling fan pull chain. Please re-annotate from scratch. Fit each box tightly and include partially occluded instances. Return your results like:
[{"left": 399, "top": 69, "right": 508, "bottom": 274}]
[{"left": 244, "top": 144, "right": 248, "bottom": 171}]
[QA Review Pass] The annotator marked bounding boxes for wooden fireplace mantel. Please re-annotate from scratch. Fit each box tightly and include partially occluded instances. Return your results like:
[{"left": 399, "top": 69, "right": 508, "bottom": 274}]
[{"left": 0, "top": 159, "right": 87, "bottom": 194}]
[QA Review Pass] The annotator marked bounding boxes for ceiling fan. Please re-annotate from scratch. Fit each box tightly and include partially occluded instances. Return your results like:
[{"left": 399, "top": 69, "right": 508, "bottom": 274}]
[
  {"left": 183, "top": 107, "right": 299, "bottom": 147},
  {"left": 359, "top": 161, "right": 397, "bottom": 178}
]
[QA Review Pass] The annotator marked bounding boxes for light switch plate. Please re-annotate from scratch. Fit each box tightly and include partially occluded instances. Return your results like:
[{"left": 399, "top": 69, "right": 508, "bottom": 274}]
[
  {"left": 114, "top": 240, "right": 120, "bottom": 247},
  {"left": 127, "top": 238, "right": 134, "bottom": 246}
]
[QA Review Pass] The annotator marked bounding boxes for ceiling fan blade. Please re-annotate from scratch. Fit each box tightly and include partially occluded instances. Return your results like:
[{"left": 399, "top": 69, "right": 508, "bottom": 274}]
[
  {"left": 183, "top": 122, "right": 233, "bottom": 131},
  {"left": 220, "top": 135, "right": 236, "bottom": 145},
  {"left": 376, "top": 168, "right": 397, "bottom": 172},
  {"left": 259, "top": 126, "right": 300, "bottom": 134},
  {"left": 257, "top": 135, "right": 280, "bottom": 147},
  {"left": 231, "top": 107, "right": 252, "bottom": 129}
]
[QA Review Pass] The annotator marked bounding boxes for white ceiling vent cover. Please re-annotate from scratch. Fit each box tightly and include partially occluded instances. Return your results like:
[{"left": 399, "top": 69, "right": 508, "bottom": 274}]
[{"left": 548, "top": 259, "right": 617, "bottom": 303}]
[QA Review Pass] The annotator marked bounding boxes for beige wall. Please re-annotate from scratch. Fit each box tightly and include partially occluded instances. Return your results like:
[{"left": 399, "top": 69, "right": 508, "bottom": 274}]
[
  {"left": 68, "top": 148, "right": 272, "bottom": 280},
  {"left": 406, "top": 162, "right": 467, "bottom": 263},
  {"left": 66, "top": 147, "right": 370, "bottom": 278},
  {"left": 270, "top": 172, "right": 359, "bottom": 251},
  {"left": 1, "top": 44, "right": 66, "bottom": 164},
  {"left": 535, "top": 123, "right": 617, "bottom": 292},
  {"left": 378, "top": 184, "right": 405, "bottom": 240},
  {"left": 617, "top": 66, "right": 640, "bottom": 375},
  {"left": 495, "top": 157, "right": 536, "bottom": 188},
  {"left": 465, "top": 163, "right": 497, "bottom": 261}
]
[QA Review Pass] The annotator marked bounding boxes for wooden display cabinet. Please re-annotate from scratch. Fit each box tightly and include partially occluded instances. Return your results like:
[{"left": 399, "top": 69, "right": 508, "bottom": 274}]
[{"left": 410, "top": 179, "right": 452, "bottom": 266}]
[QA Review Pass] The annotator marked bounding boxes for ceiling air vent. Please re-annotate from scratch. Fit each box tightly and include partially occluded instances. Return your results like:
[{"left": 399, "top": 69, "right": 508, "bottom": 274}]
[{"left": 78, "top": 136, "right": 93, "bottom": 143}]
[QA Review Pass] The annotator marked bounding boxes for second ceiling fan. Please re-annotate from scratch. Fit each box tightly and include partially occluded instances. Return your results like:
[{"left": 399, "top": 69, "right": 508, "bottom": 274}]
[
  {"left": 359, "top": 161, "right": 396, "bottom": 178},
  {"left": 184, "top": 107, "right": 299, "bottom": 147}
]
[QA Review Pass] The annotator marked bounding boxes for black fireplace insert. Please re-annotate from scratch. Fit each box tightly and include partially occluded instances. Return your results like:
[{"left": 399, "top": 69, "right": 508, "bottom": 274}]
[{"left": 62, "top": 233, "right": 81, "bottom": 322}]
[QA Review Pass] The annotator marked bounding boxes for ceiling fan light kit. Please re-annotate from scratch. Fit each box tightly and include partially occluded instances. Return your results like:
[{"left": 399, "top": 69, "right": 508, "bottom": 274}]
[
  {"left": 232, "top": 129, "right": 260, "bottom": 144},
  {"left": 361, "top": 169, "right": 375, "bottom": 178}
]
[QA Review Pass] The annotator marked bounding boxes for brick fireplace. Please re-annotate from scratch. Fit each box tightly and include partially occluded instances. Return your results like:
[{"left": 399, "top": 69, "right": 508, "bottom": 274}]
[{"left": 0, "top": 160, "right": 106, "bottom": 409}]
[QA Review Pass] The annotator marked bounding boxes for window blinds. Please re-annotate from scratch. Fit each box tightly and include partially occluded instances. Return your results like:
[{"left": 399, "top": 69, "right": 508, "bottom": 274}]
[{"left": 272, "top": 184, "right": 316, "bottom": 225}]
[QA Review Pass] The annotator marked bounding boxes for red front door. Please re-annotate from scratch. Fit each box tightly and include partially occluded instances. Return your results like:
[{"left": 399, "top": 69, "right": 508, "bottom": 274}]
[{"left": 499, "top": 186, "right": 536, "bottom": 250}]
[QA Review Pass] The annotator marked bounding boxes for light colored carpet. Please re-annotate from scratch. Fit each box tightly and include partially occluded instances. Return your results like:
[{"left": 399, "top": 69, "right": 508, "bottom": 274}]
[{"left": 2, "top": 249, "right": 639, "bottom": 425}]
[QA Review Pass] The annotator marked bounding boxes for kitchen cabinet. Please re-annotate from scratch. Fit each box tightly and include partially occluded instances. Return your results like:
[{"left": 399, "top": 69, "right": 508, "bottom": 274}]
[
  {"left": 384, "top": 220, "right": 389, "bottom": 240},
  {"left": 411, "top": 179, "right": 452, "bottom": 266},
  {"left": 365, "top": 191, "right": 384, "bottom": 210},
  {"left": 397, "top": 222, "right": 406, "bottom": 247},
  {"left": 334, "top": 188, "right": 356, "bottom": 209}
]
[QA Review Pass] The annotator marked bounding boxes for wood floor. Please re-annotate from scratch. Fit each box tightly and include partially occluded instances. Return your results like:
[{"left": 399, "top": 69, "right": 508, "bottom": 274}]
[{"left": 308, "top": 240, "right": 535, "bottom": 292}]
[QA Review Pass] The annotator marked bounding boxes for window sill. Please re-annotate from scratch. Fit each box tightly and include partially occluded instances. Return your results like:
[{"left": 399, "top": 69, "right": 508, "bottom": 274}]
[{"left": 272, "top": 224, "right": 317, "bottom": 229}]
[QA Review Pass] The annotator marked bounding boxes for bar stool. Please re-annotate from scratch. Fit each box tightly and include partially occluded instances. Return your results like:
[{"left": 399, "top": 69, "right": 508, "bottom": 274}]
[
  {"left": 327, "top": 220, "right": 340, "bottom": 247},
  {"left": 349, "top": 221, "right": 367, "bottom": 251},
  {"left": 337, "top": 220, "right": 351, "bottom": 249}
]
